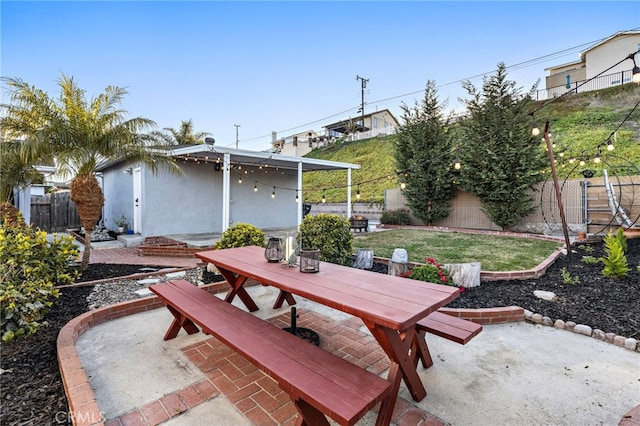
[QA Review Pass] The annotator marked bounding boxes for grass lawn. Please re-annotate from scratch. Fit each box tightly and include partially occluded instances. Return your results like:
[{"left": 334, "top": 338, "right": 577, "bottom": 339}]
[{"left": 351, "top": 229, "right": 562, "bottom": 271}]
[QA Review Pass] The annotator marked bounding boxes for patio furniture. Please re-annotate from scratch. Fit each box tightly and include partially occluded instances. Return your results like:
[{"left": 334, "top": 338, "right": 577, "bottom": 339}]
[{"left": 349, "top": 215, "right": 369, "bottom": 232}]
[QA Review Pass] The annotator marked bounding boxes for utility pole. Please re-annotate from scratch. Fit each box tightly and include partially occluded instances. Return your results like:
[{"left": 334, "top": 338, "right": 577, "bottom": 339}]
[
  {"left": 234, "top": 124, "right": 240, "bottom": 149},
  {"left": 356, "top": 75, "right": 368, "bottom": 128}
]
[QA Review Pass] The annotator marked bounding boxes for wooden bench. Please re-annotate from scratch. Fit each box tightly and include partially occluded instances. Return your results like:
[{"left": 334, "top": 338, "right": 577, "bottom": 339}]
[
  {"left": 149, "top": 280, "right": 392, "bottom": 426},
  {"left": 413, "top": 311, "right": 482, "bottom": 369}
]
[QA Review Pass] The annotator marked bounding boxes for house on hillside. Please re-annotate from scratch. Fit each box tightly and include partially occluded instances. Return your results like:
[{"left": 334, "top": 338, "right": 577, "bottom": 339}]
[
  {"left": 97, "top": 143, "right": 360, "bottom": 238},
  {"left": 271, "top": 109, "right": 399, "bottom": 157},
  {"left": 545, "top": 30, "right": 640, "bottom": 98}
]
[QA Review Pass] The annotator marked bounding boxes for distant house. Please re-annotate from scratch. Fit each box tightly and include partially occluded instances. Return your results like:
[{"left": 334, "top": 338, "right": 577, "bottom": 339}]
[
  {"left": 271, "top": 109, "right": 399, "bottom": 157},
  {"left": 97, "top": 144, "right": 360, "bottom": 237},
  {"left": 545, "top": 30, "right": 640, "bottom": 97}
]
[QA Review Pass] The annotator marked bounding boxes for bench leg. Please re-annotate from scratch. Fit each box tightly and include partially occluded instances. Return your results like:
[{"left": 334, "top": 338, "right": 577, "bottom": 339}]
[
  {"left": 163, "top": 305, "right": 200, "bottom": 340},
  {"left": 413, "top": 329, "right": 434, "bottom": 369},
  {"left": 293, "top": 399, "right": 331, "bottom": 426},
  {"left": 273, "top": 290, "right": 297, "bottom": 309}
]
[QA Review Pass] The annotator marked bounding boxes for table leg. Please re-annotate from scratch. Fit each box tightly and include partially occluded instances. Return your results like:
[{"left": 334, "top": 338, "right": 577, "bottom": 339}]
[
  {"left": 273, "top": 290, "right": 297, "bottom": 309},
  {"left": 364, "top": 321, "right": 426, "bottom": 402},
  {"left": 217, "top": 268, "right": 259, "bottom": 312}
]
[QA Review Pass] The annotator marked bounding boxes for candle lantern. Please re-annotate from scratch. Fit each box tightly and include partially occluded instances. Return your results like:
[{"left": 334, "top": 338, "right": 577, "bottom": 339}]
[
  {"left": 264, "top": 237, "right": 284, "bottom": 263},
  {"left": 299, "top": 249, "right": 320, "bottom": 273}
]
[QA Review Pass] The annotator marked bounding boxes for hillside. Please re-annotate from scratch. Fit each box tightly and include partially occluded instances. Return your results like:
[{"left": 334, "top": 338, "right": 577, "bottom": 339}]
[{"left": 303, "top": 83, "right": 640, "bottom": 204}]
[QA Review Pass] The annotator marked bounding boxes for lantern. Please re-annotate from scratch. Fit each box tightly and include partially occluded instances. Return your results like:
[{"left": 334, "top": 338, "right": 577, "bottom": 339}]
[
  {"left": 264, "top": 237, "right": 284, "bottom": 263},
  {"left": 299, "top": 249, "right": 320, "bottom": 273}
]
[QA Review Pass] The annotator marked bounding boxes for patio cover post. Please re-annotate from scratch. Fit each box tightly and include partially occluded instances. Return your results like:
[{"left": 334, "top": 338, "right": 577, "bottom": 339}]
[
  {"left": 222, "top": 152, "right": 231, "bottom": 232},
  {"left": 297, "top": 161, "right": 303, "bottom": 228},
  {"left": 347, "top": 168, "right": 352, "bottom": 219}
]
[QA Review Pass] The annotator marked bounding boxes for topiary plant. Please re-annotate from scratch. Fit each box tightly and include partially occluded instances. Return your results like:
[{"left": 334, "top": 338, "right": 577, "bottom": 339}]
[
  {"left": 599, "top": 231, "right": 630, "bottom": 278},
  {"left": 0, "top": 216, "right": 79, "bottom": 342},
  {"left": 214, "top": 223, "right": 266, "bottom": 249},
  {"left": 298, "top": 214, "right": 353, "bottom": 266}
]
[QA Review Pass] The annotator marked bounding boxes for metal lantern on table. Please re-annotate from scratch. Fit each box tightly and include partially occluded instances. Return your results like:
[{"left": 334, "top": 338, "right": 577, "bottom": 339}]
[
  {"left": 264, "top": 237, "right": 284, "bottom": 263},
  {"left": 299, "top": 249, "right": 320, "bottom": 273}
]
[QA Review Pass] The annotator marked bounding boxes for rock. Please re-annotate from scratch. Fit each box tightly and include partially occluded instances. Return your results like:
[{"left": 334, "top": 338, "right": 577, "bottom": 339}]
[
  {"left": 565, "top": 321, "right": 576, "bottom": 332},
  {"left": 134, "top": 288, "right": 153, "bottom": 297},
  {"left": 574, "top": 324, "right": 593, "bottom": 336},
  {"left": 137, "top": 278, "right": 160, "bottom": 285},
  {"left": 207, "top": 263, "right": 220, "bottom": 274},
  {"left": 391, "top": 248, "right": 408, "bottom": 263},
  {"left": 533, "top": 290, "right": 557, "bottom": 301},
  {"left": 524, "top": 309, "right": 534, "bottom": 320},
  {"left": 624, "top": 338, "right": 638, "bottom": 350},
  {"left": 592, "top": 329, "right": 606, "bottom": 340},
  {"left": 444, "top": 262, "right": 481, "bottom": 288},
  {"left": 605, "top": 332, "right": 616, "bottom": 343},
  {"left": 165, "top": 271, "right": 186, "bottom": 279},
  {"left": 531, "top": 313, "right": 543, "bottom": 324},
  {"left": 613, "top": 335, "right": 626, "bottom": 347},
  {"left": 554, "top": 319, "right": 565, "bottom": 329},
  {"left": 542, "top": 316, "right": 553, "bottom": 326}
]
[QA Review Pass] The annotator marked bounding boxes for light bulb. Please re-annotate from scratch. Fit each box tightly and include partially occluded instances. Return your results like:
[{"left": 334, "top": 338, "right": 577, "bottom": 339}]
[
  {"left": 400, "top": 182, "right": 406, "bottom": 190},
  {"left": 606, "top": 139, "right": 614, "bottom": 151},
  {"left": 531, "top": 121, "right": 540, "bottom": 136}
]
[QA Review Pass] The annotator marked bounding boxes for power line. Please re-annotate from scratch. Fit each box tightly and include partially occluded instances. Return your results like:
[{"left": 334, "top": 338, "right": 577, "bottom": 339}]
[{"left": 235, "top": 28, "right": 640, "bottom": 146}]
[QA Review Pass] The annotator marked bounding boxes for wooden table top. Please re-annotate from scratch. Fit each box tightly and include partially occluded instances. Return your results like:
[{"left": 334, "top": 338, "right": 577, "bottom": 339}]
[{"left": 196, "top": 246, "right": 459, "bottom": 331}]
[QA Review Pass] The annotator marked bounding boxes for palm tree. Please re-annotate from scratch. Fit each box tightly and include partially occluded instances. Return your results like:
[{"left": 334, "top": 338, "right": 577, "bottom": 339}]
[
  {"left": 0, "top": 138, "right": 42, "bottom": 203},
  {"left": 0, "top": 75, "right": 180, "bottom": 270},
  {"left": 149, "top": 119, "right": 211, "bottom": 146}
]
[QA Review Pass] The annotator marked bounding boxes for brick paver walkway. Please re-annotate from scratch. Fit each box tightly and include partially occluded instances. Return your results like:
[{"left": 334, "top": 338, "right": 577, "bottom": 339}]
[{"left": 86, "top": 247, "right": 201, "bottom": 269}]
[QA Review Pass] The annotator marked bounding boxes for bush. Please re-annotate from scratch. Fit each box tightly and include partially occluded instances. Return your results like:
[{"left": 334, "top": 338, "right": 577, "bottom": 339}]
[
  {"left": 380, "top": 208, "right": 412, "bottom": 225},
  {"left": 599, "top": 231, "right": 630, "bottom": 278},
  {"left": 404, "top": 257, "right": 451, "bottom": 285},
  {"left": 214, "top": 223, "right": 266, "bottom": 249},
  {"left": 299, "top": 214, "right": 353, "bottom": 266},
  {"left": 0, "top": 217, "right": 79, "bottom": 342}
]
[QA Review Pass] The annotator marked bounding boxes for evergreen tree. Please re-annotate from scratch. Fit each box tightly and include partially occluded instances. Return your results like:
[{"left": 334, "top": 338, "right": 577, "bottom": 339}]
[
  {"left": 395, "top": 81, "right": 456, "bottom": 225},
  {"left": 458, "top": 63, "right": 547, "bottom": 230}
]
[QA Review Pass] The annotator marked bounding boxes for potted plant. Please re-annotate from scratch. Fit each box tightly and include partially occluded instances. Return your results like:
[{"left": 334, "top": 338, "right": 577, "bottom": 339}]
[{"left": 114, "top": 215, "right": 127, "bottom": 234}]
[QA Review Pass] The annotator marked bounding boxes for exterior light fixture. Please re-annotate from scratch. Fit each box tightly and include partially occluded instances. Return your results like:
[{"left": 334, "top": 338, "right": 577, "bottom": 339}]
[
  {"left": 238, "top": 176, "right": 242, "bottom": 184},
  {"left": 606, "top": 139, "right": 614, "bottom": 151},
  {"left": 295, "top": 191, "right": 299, "bottom": 203},
  {"left": 579, "top": 159, "right": 586, "bottom": 166},
  {"left": 400, "top": 182, "right": 406, "bottom": 190},
  {"left": 594, "top": 152, "right": 601, "bottom": 164},
  {"left": 531, "top": 121, "right": 540, "bottom": 136}
]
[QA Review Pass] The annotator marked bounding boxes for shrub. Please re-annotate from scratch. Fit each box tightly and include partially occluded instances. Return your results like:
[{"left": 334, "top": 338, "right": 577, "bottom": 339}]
[
  {"left": 404, "top": 257, "right": 451, "bottom": 285},
  {"left": 214, "top": 223, "right": 265, "bottom": 249},
  {"left": 615, "top": 227, "right": 627, "bottom": 253},
  {"left": 0, "top": 202, "right": 25, "bottom": 227},
  {"left": 298, "top": 214, "right": 353, "bottom": 266},
  {"left": 576, "top": 244, "right": 594, "bottom": 254},
  {"left": 560, "top": 267, "right": 579, "bottom": 285},
  {"left": 580, "top": 255, "right": 599, "bottom": 265},
  {"left": 380, "top": 208, "right": 412, "bottom": 225},
  {"left": 0, "top": 217, "right": 79, "bottom": 342},
  {"left": 599, "top": 231, "right": 630, "bottom": 278}
]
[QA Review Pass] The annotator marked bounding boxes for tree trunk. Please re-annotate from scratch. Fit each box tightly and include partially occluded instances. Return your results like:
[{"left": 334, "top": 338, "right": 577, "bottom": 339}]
[
  {"left": 70, "top": 174, "right": 104, "bottom": 271},
  {"left": 388, "top": 261, "right": 409, "bottom": 277}
]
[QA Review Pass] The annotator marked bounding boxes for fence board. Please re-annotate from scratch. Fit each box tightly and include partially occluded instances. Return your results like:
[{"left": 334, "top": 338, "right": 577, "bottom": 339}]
[{"left": 30, "top": 192, "right": 81, "bottom": 232}]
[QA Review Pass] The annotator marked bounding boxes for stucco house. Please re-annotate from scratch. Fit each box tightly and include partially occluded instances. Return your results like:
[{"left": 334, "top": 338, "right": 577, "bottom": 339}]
[
  {"left": 97, "top": 143, "right": 360, "bottom": 238},
  {"left": 545, "top": 30, "right": 640, "bottom": 97},
  {"left": 271, "top": 109, "right": 399, "bottom": 157}
]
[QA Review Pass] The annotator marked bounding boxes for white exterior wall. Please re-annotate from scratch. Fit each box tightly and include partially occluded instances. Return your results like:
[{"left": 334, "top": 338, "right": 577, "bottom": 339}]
[
  {"left": 585, "top": 34, "right": 640, "bottom": 80},
  {"left": 102, "top": 161, "right": 300, "bottom": 237}
]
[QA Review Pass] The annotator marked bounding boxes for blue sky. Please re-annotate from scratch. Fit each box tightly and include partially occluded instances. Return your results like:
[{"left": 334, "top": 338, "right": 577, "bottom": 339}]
[{"left": 2, "top": 1, "right": 639, "bottom": 151}]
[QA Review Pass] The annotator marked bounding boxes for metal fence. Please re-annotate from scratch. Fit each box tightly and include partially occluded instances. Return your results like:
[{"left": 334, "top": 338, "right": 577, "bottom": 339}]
[{"left": 535, "top": 69, "right": 636, "bottom": 101}]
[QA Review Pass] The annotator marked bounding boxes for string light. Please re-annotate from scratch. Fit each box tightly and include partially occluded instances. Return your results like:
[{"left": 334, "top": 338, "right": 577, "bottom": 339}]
[
  {"left": 593, "top": 151, "right": 601, "bottom": 164},
  {"left": 321, "top": 190, "right": 326, "bottom": 203},
  {"left": 238, "top": 176, "right": 242, "bottom": 184},
  {"left": 356, "top": 186, "right": 361, "bottom": 200},
  {"left": 271, "top": 187, "right": 276, "bottom": 198},
  {"left": 606, "top": 138, "right": 614, "bottom": 151},
  {"left": 400, "top": 182, "right": 406, "bottom": 190},
  {"left": 531, "top": 121, "right": 540, "bottom": 136},
  {"left": 295, "top": 190, "right": 299, "bottom": 202},
  {"left": 254, "top": 181, "right": 258, "bottom": 192},
  {"left": 454, "top": 157, "right": 461, "bottom": 170}
]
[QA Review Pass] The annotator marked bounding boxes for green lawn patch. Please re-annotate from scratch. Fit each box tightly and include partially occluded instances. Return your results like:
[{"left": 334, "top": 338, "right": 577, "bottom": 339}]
[{"left": 352, "top": 229, "right": 561, "bottom": 271}]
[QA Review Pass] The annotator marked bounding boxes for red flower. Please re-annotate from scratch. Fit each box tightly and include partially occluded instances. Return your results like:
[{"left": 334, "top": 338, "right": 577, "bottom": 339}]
[{"left": 459, "top": 286, "right": 466, "bottom": 293}]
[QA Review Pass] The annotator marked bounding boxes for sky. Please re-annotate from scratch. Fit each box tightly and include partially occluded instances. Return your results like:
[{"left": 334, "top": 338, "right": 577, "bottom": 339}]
[{"left": 2, "top": 1, "right": 640, "bottom": 151}]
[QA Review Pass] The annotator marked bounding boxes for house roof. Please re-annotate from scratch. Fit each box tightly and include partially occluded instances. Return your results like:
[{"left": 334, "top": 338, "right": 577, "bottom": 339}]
[
  {"left": 579, "top": 30, "right": 640, "bottom": 61},
  {"left": 170, "top": 144, "right": 361, "bottom": 172},
  {"left": 323, "top": 108, "right": 398, "bottom": 134}
]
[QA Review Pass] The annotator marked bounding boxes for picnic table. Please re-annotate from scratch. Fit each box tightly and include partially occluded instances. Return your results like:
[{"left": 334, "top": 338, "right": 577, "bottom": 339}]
[{"left": 195, "top": 246, "right": 460, "bottom": 424}]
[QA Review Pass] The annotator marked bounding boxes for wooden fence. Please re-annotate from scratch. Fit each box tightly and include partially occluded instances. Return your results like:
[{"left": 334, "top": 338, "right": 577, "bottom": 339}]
[{"left": 30, "top": 192, "right": 81, "bottom": 232}]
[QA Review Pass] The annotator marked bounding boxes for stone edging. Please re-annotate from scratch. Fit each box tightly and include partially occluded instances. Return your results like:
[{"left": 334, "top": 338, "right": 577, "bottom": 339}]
[{"left": 524, "top": 310, "right": 639, "bottom": 353}]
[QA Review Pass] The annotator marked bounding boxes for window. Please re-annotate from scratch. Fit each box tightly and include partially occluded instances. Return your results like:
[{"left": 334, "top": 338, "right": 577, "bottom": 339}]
[{"left": 372, "top": 117, "right": 378, "bottom": 128}]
